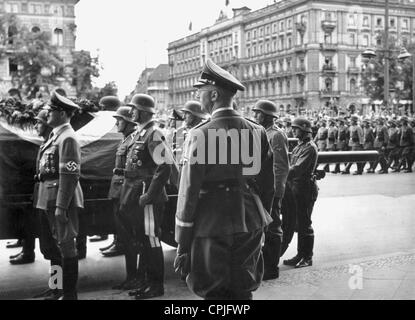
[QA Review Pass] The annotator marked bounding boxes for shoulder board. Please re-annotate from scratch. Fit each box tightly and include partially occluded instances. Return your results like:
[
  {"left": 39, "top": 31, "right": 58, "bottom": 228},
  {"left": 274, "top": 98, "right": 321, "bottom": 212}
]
[
  {"left": 244, "top": 117, "right": 259, "bottom": 125},
  {"left": 193, "top": 119, "right": 211, "bottom": 130}
]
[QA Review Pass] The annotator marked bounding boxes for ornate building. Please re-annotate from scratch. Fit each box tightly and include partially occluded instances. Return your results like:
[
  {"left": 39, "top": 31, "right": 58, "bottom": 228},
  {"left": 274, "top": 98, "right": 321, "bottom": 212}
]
[
  {"left": 168, "top": 0, "right": 415, "bottom": 115},
  {"left": 0, "top": 0, "right": 79, "bottom": 96}
]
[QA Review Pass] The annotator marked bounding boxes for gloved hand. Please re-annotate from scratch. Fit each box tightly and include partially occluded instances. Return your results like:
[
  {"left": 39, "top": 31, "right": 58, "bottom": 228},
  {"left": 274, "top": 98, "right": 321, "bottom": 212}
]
[
  {"left": 174, "top": 245, "right": 190, "bottom": 278},
  {"left": 139, "top": 193, "right": 150, "bottom": 207}
]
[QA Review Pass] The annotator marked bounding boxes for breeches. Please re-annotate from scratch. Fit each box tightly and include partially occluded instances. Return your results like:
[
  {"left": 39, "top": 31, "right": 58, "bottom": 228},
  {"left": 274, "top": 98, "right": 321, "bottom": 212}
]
[{"left": 188, "top": 229, "right": 264, "bottom": 300}]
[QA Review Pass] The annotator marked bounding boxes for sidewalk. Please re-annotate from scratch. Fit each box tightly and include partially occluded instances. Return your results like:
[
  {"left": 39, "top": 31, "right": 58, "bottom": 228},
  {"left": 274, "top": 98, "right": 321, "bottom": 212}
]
[{"left": 77, "top": 251, "right": 415, "bottom": 300}]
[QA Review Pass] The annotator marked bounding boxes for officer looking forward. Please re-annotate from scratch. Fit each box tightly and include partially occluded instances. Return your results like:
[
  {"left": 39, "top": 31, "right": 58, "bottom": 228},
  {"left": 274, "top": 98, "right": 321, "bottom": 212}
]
[
  {"left": 119, "top": 94, "right": 173, "bottom": 300},
  {"left": 252, "top": 100, "right": 289, "bottom": 280},
  {"left": 283, "top": 118, "right": 318, "bottom": 269},
  {"left": 35, "top": 91, "right": 84, "bottom": 300},
  {"left": 174, "top": 59, "right": 272, "bottom": 300}
]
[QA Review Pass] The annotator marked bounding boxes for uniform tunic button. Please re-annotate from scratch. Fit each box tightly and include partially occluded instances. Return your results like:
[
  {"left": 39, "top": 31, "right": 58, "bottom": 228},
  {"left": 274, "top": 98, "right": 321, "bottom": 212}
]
[{"left": 137, "top": 160, "right": 142, "bottom": 166}]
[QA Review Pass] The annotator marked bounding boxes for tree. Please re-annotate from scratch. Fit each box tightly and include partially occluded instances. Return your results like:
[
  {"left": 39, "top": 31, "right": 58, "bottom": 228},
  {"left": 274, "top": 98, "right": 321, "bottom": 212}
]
[
  {"left": 361, "top": 32, "right": 415, "bottom": 105},
  {"left": 71, "top": 50, "right": 100, "bottom": 98},
  {"left": 99, "top": 81, "right": 118, "bottom": 97},
  {"left": 0, "top": 14, "right": 65, "bottom": 99}
]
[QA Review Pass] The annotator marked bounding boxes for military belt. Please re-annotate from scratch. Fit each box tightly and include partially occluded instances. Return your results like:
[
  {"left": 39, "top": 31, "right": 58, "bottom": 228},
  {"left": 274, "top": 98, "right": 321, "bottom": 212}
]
[
  {"left": 199, "top": 180, "right": 247, "bottom": 194},
  {"left": 38, "top": 173, "right": 59, "bottom": 182},
  {"left": 124, "top": 170, "right": 153, "bottom": 179}
]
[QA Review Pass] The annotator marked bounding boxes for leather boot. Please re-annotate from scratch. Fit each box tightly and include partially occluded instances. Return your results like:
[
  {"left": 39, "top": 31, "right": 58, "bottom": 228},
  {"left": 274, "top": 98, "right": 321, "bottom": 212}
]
[
  {"left": 61, "top": 257, "right": 78, "bottom": 300},
  {"left": 283, "top": 255, "right": 301, "bottom": 266},
  {"left": 295, "top": 236, "right": 314, "bottom": 268},
  {"left": 262, "top": 236, "right": 281, "bottom": 280},
  {"left": 44, "top": 259, "right": 63, "bottom": 300},
  {"left": 113, "top": 247, "right": 138, "bottom": 290}
]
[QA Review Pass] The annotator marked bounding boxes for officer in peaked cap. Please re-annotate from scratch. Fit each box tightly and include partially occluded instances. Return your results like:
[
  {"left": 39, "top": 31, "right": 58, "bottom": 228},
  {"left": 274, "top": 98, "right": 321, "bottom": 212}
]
[
  {"left": 174, "top": 59, "right": 272, "bottom": 299},
  {"left": 35, "top": 89, "right": 83, "bottom": 300},
  {"left": 99, "top": 96, "right": 121, "bottom": 111}
]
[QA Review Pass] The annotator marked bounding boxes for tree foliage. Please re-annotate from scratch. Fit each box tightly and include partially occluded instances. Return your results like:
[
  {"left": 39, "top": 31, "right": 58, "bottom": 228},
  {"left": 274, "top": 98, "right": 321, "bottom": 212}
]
[
  {"left": 71, "top": 50, "right": 100, "bottom": 98},
  {"left": 361, "top": 32, "right": 415, "bottom": 104},
  {"left": 0, "top": 13, "right": 65, "bottom": 99}
]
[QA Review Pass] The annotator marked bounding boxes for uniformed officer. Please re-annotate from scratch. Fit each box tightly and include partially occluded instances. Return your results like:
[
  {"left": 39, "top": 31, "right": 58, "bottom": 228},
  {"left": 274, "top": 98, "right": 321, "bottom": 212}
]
[
  {"left": 101, "top": 107, "right": 137, "bottom": 259},
  {"left": 342, "top": 116, "right": 364, "bottom": 175},
  {"left": 362, "top": 118, "right": 375, "bottom": 173},
  {"left": 398, "top": 116, "right": 414, "bottom": 173},
  {"left": 386, "top": 119, "right": 401, "bottom": 170},
  {"left": 314, "top": 119, "right": 328, "bottom": 152},
  {"left": 331, "top": 117, "right": 349, "bottom": 174},
  {"left": 119, "top": 93, "right": 172, "bottom": 299},
  {"left": 283, "top": 117, "right": 294, "bottom": 138},
  {"left": 283, "top": 117, "right": 318, "bottom": 268},
  {"left": 35, "top": 91, "right": 84, "bottom": 300},
  {"left": 174, "top": 59, "right": 272, "bottom": 300},
  {"left": 324, "top": 118, "right": 338, "bottom": 173},
  {"left": 371, "top": 117, "right": 389, "bottom": 174},
  {"left": 252, "top": 100, "right": 289, "bottom": 280},
  {"left": 176, "top": 101, "right": 209, "bottom": 167},
  {"left": 9, "top": 111, "right": 52, "bottom": 265}
]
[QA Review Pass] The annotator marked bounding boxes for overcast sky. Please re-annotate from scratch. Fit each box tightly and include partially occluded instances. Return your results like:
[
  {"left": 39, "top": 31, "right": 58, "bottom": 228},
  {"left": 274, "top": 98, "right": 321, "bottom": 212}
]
[{"left": 75, "top": 0, "right": 274, "bottom": 98}]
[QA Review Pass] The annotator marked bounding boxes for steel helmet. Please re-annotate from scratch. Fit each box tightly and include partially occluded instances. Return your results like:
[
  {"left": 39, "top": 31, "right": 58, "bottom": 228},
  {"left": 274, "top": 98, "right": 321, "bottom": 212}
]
[
  {"left": 113, "top": 106, "right": 136, "bottom": 124},
  {"left": 292, "top": 117, "right": 312, "bottom": 133},
  {"left": 180, "top": 101, "right": 209, "bottom": 119},
  {"left": 127, "top": 94, "right": 155, "bottom": 114},
  {"left": 99, "top": 96, "right": 121, "bottom": 111},
  {"left": 252, "top": 100, "right": 278, "bottom": 118}
]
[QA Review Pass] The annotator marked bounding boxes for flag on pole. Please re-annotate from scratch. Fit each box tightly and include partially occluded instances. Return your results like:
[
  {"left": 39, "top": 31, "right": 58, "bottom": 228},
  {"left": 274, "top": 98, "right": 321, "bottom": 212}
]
[
  {"left": 188, "top": 21, "right": 192, "bottom": 31},
  {"left": 225, "top": 0, "right": 230, "bottom": 7}
]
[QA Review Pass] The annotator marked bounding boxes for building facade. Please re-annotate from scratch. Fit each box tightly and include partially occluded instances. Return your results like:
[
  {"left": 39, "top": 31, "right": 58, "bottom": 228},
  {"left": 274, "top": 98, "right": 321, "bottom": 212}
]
[
  {"left": 167, "top": 0, "right": 415, "bottom": 116},
  {"left": 0, "top": 0, "right": 79, "bottom": 96}
]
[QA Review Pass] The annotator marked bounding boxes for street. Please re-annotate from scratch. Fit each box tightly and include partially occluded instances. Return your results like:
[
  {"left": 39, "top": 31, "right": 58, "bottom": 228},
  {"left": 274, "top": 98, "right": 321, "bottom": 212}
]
[{"left": 1, "top": 170, "right": 414, "bottom": 300}]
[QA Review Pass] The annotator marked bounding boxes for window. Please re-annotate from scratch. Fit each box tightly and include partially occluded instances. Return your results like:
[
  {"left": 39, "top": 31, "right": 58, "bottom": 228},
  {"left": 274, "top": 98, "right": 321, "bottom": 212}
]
[
  {"left": 287, "top": 37, "right": 292, "bottom": 49},
  {"left": 350, "top": 79, "right": 357, "bottom": 94},
  {"left": 273, "top": 23, "right": 277, "bottom": 33},
  {"left": 279, "top": 60, "right": 284, "bottom": 71},
  {"left": 253, "top": 30, "right": 257, "bottom": 39},
  {"left": 288, "top": 19, "right": 292, "bottom": 29},
  {"left": 287, "top": 59, "right": 291, "bottom": 71},
  {"left": 390, "top": 18, "right": 395, "bottom": 28},
  {"left": 325, "top": 12, "right": 332, "bottom": 20},
  {"left": 325, "top": 78, "right": 333, "bottom": 91},
  {"left": 402, "top": 19, "right": 409, "bottom": 30},
  {"left": 348, "top": 14, "right": 356, "bottom": 26},
  {"left": 349, "top": 33, "right": 356, "bottom": 45},
  {"left": 266, "top": 43, "right": 270, "bottom": 53},
  {"left": 247, "top": 31, "right": 251, "bottom": 40},
  {"left": 266, "top": 25, "right": 270, "bottom": 35},
  {"left": 362, "top": 35, "right": 369, "bottom": 47},
  {"left": 350, "top": 56, "right": 356, "bottom": 67},
  {"left": 5, "top": 3, "right": 18, "bottom": 13},
  {"left": 253, "top": 45, "right": 256, "bottom": 56},
  {"left": 258, "top": 44, "right": 262, "bottom": 55},
  {"left": 273, "top": 40, "right": 277, "bottom": 51},
  {"left": 259, "top": 27, "right": 263, "bottom": 37},
  {"left": 376, "top": 37, "right": 382, "bottom": 46},
  {"left": 280, "top": 21, "right": 284, "bottom": 31},
  {"left": 376, "top": 18, "right": 383, "bottom": 27},
  {"left": 53, "top": 28, "right": 64, "bottom": 46},
  {"left": 32, "top": 26, "right": 40, "bottom": 33},
  {"left": 21, "top": 3, "right": 28, "bottom": 13},
  {"left": 279, "top": 36, "right": 284, "bottom": 50},
  {"left": 363, "top": 16, "right": 369, "bottom": 27},
  {"left": 402, "top": 37, "right": 409, "bottom": 47},
  {"left": 324, "top": 33, "right": 332, "bottom": 44}
]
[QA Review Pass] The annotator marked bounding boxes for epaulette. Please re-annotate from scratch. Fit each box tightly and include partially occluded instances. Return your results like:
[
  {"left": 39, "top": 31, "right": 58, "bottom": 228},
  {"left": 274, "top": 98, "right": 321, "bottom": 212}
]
[
  {"left": 193, "top": 118, "right": 211, "bottom": 130},
  {"left": 244, "top": 117, "right": 259, "bottom": 125}
]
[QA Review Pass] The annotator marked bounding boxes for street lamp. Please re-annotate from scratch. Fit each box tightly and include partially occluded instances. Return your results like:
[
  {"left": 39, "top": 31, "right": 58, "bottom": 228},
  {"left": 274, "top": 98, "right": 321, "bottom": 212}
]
[{"left": 398, "top": 47, "right": 415, "bottom": 115}]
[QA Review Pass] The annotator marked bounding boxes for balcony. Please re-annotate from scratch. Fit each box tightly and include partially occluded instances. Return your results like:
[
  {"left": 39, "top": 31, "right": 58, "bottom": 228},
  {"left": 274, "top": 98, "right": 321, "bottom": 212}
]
[
  {"left": 322, "top": 64, "right": 336, "bottom": 74},
  {"left": 295, "top": 65, "right": 306, "bottom": 73},
  {"left": 320, "top": 89, "right": 340, "bottom": 98},
  {"left": 347, "top": 66, "right": 360, "bottom": 74},
  {"left": 294, "top": 44, "right": 307, "bottom": 54},
  {"left": 320, "top": 43, "right": 338, "bottom": 51},
  {"left": 321, "top": 20, "right": 336, "bottom": 33}
]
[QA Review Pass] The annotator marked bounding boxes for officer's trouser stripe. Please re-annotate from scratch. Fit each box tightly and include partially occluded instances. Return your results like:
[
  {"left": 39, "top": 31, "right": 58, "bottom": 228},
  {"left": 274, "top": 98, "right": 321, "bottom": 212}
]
[{"left": 144, "top": 205, "right": 160, "bottom": 248}]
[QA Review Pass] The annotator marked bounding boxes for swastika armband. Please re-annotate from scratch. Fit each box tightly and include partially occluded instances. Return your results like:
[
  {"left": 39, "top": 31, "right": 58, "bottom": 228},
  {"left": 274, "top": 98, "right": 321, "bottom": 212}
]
[{"left": 60, "top": 160, "right": 80, "bottom": 174}]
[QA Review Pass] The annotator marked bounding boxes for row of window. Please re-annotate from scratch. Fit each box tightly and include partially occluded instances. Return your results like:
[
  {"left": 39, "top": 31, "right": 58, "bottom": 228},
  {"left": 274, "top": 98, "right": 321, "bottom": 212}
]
[
  {"left": 1, "top": 2, "right": 74, "bottom": 16},
  {"left": 246, "top": 35, "right": 296, "bottom": 57},
  {"left": 208, "top": 33, "right": 238, "bottom": 51},
  {"left": 174, "top": 59, "right": 200, "bottom": 74},
  {"left": 347, "top": 14, "right": 410, "bottom": 30},
  {"left": 175, "top": 46, "right": 200, "bottom": 61},
  {"left": 246, "top": 15, "right": 306, "bottom": 40},
  {"left": 208, "top": 47, "right": 239, "bottom": 64}
]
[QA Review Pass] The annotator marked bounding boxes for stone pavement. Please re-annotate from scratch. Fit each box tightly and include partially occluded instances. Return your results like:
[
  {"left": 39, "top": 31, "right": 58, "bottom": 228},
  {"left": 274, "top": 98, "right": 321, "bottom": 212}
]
[{"left": 76, "top": 251, "right": 415, "bottom": 300}]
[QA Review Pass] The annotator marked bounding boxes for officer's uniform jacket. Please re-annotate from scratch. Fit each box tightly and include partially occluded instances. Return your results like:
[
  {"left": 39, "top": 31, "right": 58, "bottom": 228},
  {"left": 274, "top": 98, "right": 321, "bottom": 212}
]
[
  {"left": 348, "top": 124, "right": 364, "bottom": 147},
  {"left": 374, "top": 125, "right": 389, "bottom": 148},
  {"left": 327, "top": 125, "right": 338, "bottom": 150},
  {"left": 108, "top": 132, "right": 134, "bottom": 199},
  {"left": 35, "top": 123, "right": 83, "bottom": 211},
  {"left": 363, "top": 126, "right": 375, "bottom": 150},
  {"left": 172, "top": 125, "right": 188, "bottom": 165},
  {"left": 336, "top": 125, "right": 349, "bottom": 151},
  {"left": 387, "top": 128, "right": 400, "bottom": 149},
  {"left": 287, "top": 138, "right": 318, "bottom": 187},
  {"left": 400, "top": 125, "right": 414, "bottom": 147},
  {"left": 175, "top": 108, "right": 272, "bottom": 249},
  {"left": 314, "top": 126, "right": 328, "bottom": 151},
  {"left": 265, "top": 125, "right": 289, "bottom": 200},
  {"left": 284, "top": 127, "right": 294, "bottom": 138},
  {"left": 120, "top": 120, "right": 172, "bottom": 212}
]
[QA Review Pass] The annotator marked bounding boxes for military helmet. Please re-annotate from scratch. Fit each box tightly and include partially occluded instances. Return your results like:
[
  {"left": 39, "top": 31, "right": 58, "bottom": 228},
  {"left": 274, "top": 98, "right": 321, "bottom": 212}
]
[
  {"left": 99, "top": 96, "right": 121, "bottom": 111},
  {"left": 127, "top": 94, "right": 155, "bottom": 114},
  {"left": 400, "top": 116, "right": 409, "bottom": 123},
  {"left": 35, "top": 110, "right": 49, "bottom": 124},
  {"left": 350, "top": 115, "right": 359, "bottom": 122},
  {"left": 113, "top": 106, "right": 136, "bottom": 124},
  {"left": 180, "top": 101, "right": 209, "bottom": 119},
  {"left": 292, "top": 117, "right": 312, "bottom": 133},
  {"left": 252, "top": 100, "right": 278, "bottom": 118}
]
